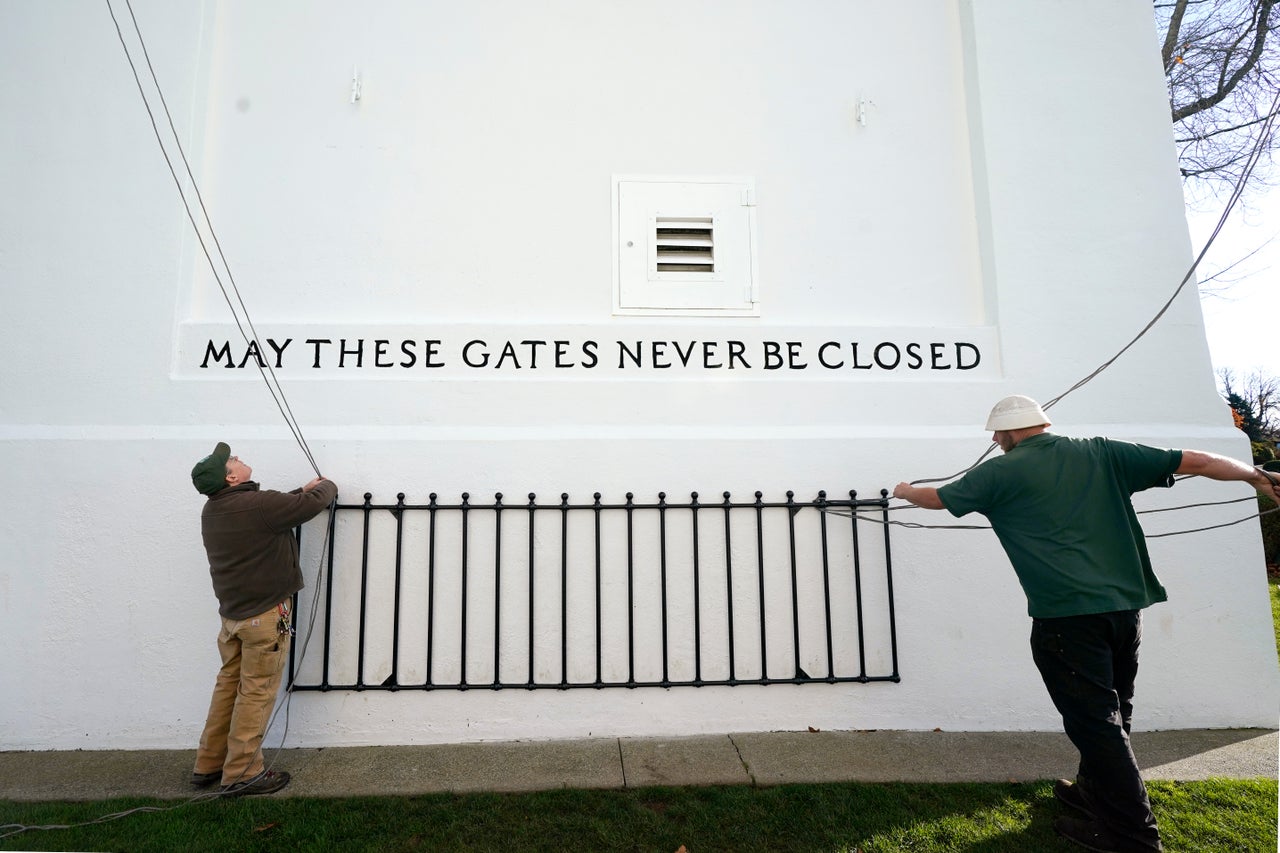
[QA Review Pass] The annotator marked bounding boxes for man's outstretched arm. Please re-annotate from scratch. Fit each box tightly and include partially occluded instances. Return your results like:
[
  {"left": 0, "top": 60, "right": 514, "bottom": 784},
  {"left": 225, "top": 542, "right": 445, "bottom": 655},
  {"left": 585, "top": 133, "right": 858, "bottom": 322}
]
[
  {"left": 892, "top": 483, "right": 945, "bottom": 510},
  {"left": 1177, "top": 450, "right": 1280, "bottom": 500}
]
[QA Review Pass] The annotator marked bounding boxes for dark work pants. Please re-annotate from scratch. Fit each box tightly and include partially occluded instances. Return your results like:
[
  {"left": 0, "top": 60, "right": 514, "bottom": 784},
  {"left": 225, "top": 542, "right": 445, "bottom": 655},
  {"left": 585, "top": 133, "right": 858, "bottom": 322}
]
[{"left": 1030, "top": 610, "right": 1160, "bottom": 848}]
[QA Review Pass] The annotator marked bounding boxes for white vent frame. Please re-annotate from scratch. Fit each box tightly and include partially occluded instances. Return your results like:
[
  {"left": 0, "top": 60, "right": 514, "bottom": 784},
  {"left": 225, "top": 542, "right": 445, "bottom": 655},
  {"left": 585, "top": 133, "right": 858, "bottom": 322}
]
[{"left": 613, "top": 176, "right": 759, "bottom": 317}]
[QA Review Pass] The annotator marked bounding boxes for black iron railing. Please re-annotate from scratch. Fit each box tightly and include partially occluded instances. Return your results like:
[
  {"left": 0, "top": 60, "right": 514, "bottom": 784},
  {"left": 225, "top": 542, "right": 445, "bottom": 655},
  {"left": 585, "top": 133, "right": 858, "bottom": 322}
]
[{"left": 288, "top": 490, "right": 898, "bottom": 691}]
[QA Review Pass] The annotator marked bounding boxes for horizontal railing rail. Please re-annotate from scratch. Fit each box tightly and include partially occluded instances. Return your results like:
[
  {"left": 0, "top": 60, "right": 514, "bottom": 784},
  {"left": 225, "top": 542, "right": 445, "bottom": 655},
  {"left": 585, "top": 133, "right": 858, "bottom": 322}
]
[{"left": 288, "top": 490, "right": 898, "bottom": 691}]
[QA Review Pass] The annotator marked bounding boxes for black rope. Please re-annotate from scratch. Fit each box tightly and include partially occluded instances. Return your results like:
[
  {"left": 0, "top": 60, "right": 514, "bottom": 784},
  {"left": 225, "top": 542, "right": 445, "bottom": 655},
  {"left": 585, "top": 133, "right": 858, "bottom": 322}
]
[
  {"left": 106, "top": 0, "right": 320, "bottom": 477},
  {"left": 906, "top": 88, "right": 1280, "bottom": 492},
  {"left": 1146, "top": 504, "right": 1280, "bottom": 538},
  {"left": 1040, "top": 89, "right": 1280, "bottom": 413},
  {"left": 1138, "top": 495, "right": 1258, "bottom": 513},
  {"left": 827, "top": 496, "right": 1278, "bottom": 537},
  {"left": 908, "top": 443, "right": 998, "bottom": 487},
  {"left": 820, "top": 507, "right": 991, "bottom": 530}
]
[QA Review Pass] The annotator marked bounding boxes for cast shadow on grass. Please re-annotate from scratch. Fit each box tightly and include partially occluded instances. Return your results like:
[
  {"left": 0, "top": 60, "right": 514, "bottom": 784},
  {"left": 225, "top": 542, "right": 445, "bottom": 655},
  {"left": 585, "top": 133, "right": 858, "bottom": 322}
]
[
  {"left": 2, "top": 779, "right": 1275, "bottom": 852},
  {"left": 599, "top": 781, "right": 1075, "bottom": 852},
  {"left": 0, "top": 782, "right": 1074, "bottom": 853}
]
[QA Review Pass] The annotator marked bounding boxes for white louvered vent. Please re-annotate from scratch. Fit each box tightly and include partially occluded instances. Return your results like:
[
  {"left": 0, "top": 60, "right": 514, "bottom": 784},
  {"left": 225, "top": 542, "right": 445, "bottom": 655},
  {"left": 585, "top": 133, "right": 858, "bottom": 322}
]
[
  {"left": 655, "top": 217, "right": 714, "bottom": 273},
  {"left": 615, "top": 176, "right": 757, "bottom": 316}
]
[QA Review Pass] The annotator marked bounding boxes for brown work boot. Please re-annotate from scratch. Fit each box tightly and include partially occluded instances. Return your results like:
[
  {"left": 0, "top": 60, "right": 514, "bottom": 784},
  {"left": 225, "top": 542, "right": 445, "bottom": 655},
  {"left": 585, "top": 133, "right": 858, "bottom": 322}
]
[
  {"left": 1054, "top": 817, "right": 1163, "bottom": 852},
  {"left": 220, "top": 769, "right": 291, "bottom": 798},
  {"left": 190, "top": 770, "right": 221, "bottom": 788},
  {"left": 1053, "top": 779, "right": 1097, "bottom": 819}
]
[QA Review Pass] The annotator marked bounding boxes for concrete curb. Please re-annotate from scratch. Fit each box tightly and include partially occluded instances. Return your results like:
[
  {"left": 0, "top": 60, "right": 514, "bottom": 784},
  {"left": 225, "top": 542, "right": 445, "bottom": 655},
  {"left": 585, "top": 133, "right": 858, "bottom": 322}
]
[{"left": 0, "top": 729, "right": 1274, "bottom": 802}]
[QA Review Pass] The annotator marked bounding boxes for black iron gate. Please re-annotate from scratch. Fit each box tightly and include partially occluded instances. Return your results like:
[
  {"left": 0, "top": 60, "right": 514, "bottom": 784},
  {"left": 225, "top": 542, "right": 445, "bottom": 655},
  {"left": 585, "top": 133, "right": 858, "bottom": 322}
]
[{"left": 288, "top": 490, "right": 898, "bottom": 691}]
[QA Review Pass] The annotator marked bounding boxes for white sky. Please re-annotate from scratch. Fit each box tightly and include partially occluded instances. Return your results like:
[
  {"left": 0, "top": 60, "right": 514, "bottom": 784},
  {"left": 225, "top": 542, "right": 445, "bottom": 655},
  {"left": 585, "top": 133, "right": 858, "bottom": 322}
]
[{"left": 1186, "top": 194, "right": 1280, "bottom": 380}]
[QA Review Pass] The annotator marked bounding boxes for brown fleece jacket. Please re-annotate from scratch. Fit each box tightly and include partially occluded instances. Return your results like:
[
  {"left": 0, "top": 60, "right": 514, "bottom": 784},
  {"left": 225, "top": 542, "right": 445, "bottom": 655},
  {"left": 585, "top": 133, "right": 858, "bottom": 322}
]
[{"left": 200, "top": 479, "right": 339, "bottom": 620}]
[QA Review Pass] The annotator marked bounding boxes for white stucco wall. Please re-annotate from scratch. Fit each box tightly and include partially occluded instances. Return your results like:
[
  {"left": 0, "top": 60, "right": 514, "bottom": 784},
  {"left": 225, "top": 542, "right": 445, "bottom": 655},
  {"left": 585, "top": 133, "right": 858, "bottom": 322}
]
[{"left": 1, "top": 0, "right": 1275, "bottom": 751}]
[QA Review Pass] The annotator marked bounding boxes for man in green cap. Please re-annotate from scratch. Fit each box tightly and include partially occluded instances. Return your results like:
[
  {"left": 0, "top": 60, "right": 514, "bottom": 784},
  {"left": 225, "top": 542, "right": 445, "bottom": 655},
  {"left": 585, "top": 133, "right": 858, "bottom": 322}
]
[
  {"left": 189, "top": 442, "right": 337, "bottom": 797},
  {"left": 893, "top": 395, "right": 1280, "bottom": 853}
]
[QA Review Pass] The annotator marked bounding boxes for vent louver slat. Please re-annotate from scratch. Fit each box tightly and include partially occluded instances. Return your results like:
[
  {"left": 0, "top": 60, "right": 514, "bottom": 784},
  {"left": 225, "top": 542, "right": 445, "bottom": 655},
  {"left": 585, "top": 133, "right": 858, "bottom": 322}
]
[{"left": 656, "top": 216, "right": 714, "bottom": 273}]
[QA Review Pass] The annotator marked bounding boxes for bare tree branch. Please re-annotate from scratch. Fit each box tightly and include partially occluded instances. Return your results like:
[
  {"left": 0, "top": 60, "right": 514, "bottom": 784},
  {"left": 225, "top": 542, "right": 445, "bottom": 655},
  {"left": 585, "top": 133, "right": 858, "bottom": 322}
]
[
  {"left": 1163, "top": 0, "right": 1191, "bottom": 69},
  {"left": 1174, "top": 105, "right": 1280, "bottom": 140},
  {"left": 1170, "top": 0, "right": 1277, "bottom": 122},
  {"left": 1158, "top": 0, "right": 1280, "bottom": 199}
]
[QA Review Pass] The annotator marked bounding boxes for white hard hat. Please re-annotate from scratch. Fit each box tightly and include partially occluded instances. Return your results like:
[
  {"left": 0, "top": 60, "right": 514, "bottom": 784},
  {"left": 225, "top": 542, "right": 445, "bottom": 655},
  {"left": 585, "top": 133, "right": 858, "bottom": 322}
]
[{"left": 985, "top": 395, "right": 1051, "bottom": 431}]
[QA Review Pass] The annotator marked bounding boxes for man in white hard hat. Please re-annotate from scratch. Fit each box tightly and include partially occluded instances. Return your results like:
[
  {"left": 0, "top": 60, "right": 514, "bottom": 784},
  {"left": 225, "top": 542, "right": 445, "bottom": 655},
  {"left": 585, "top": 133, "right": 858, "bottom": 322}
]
[{"left": 894, "top": 395, "right": 1280, "bottom": 853}]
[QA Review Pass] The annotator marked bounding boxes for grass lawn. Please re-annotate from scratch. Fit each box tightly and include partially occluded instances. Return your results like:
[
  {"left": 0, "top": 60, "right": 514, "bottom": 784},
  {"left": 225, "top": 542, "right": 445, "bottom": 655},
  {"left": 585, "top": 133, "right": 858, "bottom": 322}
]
[{"left": 2, "top": 778, "right": 1276, "bottom": 852}]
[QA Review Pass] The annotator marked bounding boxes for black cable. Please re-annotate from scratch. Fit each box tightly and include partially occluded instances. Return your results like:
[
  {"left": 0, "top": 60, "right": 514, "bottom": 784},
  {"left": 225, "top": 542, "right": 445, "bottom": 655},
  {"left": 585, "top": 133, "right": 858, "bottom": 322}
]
[
  {"left": 105, "top": 0, "right": 320, "bottom": 477},
  {"left": 826, "top": 497, "right": 1278, "bottom": 536},
  {"left": 820, "top": 507, "right": 991, "bottom": 530},
  {"left": 119, "top": 0, "right": 319, "bottom": 477},
  {"left": 1040, "top": 91, "right": 1280, "bottom": 414},
  {"left": 1145, "top": 504, "right": 1280, "bottom": 538},
  {"left": 1138, "top": 495, "right": 1258, "bottom": 513},
  {"left": 906, "top": 88, "right": 1280, "bottom": 492},
  {"left": 261, "top": 501, "right": 338, "bottom": 767}
]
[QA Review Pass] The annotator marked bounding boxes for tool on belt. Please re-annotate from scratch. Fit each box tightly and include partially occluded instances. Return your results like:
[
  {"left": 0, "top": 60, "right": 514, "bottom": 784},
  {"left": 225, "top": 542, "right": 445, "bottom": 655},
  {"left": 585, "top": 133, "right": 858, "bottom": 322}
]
[{"left": 276, "top": 601, "right": 294, "bottom": 637}]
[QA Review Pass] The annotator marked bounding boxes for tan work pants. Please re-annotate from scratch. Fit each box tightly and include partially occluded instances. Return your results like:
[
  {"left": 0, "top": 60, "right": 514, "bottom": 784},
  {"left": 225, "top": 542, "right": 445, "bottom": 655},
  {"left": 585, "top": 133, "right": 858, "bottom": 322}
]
[{"left": 193, "top": 605, "right": 290, "bottom": 786}]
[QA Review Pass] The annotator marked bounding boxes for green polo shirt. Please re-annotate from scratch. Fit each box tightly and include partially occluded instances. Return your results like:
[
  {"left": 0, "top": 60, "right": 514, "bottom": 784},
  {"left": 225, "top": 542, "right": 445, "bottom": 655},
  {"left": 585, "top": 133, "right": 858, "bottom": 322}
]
[{"left": 937, "top": 433, "right": 1182, "bottom": 619}]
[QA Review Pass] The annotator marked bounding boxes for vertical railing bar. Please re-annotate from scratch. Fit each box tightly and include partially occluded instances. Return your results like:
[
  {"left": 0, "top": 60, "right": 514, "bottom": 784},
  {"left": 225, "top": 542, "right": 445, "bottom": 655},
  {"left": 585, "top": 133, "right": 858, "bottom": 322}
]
[
  {"left": 321, "top": 501, "right": 338, "bottom": 691},
  {"left": 355, "top": 492, "right": 373, "bottom": 690},
  {"left": 390, "top": 493, "right": 406, "bottom": 690},
  {"left": 460, "top": 492, "right": 471, "bottom": 689},
  {"left": 493, "top": 492, "right": 504, "bottom": 690},
  {"left": 289, "top": 525, "right": 302, "bottom": 686},
  {"left": 658, "top": 491, "right": 670, "bottom": 687},
  {"left": 289, "top": 591, "right": 298, "bottom": 686},
  {"left": 754, "top": 491, "right": 768, "bottom": 683},
  {"left": 527, "top": 493, "right": 536, "bottom": 689},
  {"left": 850, "top": 490, "right": 868, "bottom": 680},
  {"left": 785, "top": 490, "right": 802, "bottom": 679},
  {"left": 593, "top": 492, "right": 603, "bottom": 687},
  {"left": 625, "top": 492, "right": 636, "bottom": 687},
  {"left": 817, "top": 491, "right": 835, "bottom": 682},
  {"left": 880, "top": 489, "right": 900, "bottom": 680},
  {"left": 560, "top": 493, "right": 570, "bottom": 688},
  {"left": 722, "top": 492, "right": 737, "bottom": 684},
  {"left": 425, "top": 493, "right": 438, "bottom": 688},
  {"left": 690, "top": 491, "right": 703, "bottom": 686}
]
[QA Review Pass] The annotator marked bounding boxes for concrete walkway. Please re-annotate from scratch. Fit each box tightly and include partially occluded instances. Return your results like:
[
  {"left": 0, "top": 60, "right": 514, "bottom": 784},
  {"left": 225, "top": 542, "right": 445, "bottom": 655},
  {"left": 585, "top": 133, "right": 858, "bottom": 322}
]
[{"left": 0, "top": 729, "right": 1275, "bottom": 802}]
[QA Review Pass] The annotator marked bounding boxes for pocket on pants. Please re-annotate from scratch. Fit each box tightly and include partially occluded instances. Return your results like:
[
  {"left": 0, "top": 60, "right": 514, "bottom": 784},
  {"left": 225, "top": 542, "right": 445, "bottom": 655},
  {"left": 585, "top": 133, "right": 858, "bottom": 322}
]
[
  {"left": 238, "top": 618, "right": 289, "bottom": 680},
  {"left": 242, "top": 637, "right": 288, "bottom": 680},
  {"left": 1031, "top": 624, "right": 1065, "bottom": 657},
  {"left": 1031, "top": 620, "right": 1108, "bottom": 704}
]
